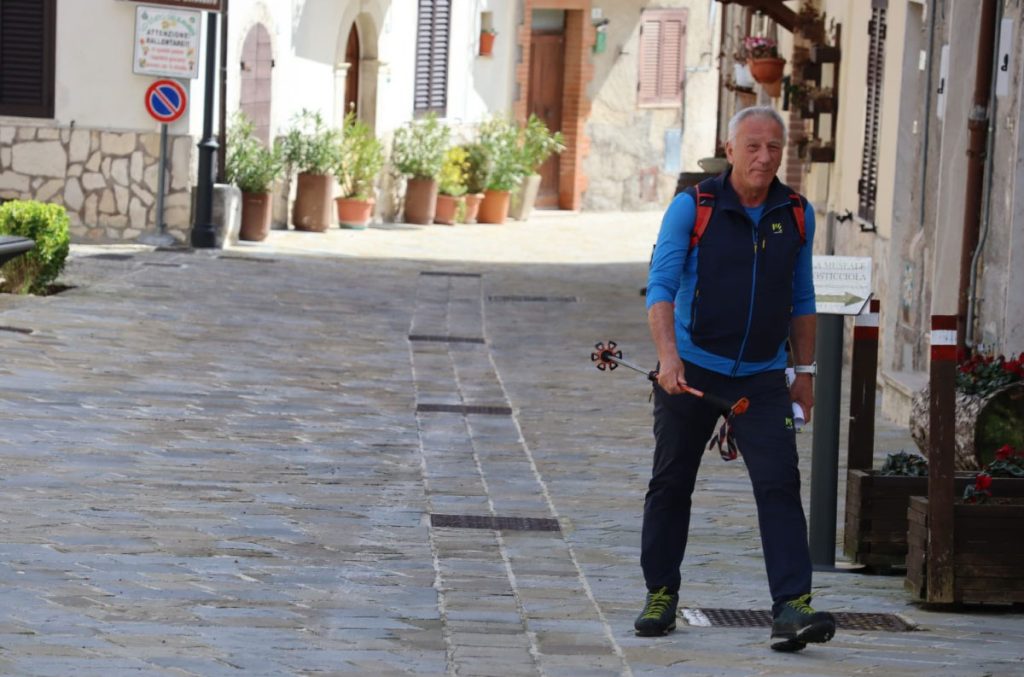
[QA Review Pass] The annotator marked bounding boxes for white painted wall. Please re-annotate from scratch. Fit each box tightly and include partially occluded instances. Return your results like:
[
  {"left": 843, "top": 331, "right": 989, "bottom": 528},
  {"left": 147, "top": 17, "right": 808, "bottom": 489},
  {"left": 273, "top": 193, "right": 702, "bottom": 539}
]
[{"left": 54, "top": 0, "right": 201, "bottom": 136}]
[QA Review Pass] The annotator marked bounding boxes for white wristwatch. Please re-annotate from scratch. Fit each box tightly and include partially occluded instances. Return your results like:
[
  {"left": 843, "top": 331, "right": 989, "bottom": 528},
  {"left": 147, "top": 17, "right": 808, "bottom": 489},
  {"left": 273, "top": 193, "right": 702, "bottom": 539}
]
[{"left": 793, "top": 363, "right": 817, "bottom": 376}]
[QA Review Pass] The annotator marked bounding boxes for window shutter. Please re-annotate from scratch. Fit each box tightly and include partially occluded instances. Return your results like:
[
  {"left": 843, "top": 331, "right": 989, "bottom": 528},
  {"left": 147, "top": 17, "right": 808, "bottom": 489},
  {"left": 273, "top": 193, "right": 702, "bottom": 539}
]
[
  {"left": 858, "top": 1, "right": 888, "bottom": 222},
  {"left": 638, "top": 9, "right": 687, "bottom": 107},
  {"left": 414, "top": 0, "right": 450, "bottom": 116},
  {"left": 0, "top": 0, "right": 56, "bottom": 118}
]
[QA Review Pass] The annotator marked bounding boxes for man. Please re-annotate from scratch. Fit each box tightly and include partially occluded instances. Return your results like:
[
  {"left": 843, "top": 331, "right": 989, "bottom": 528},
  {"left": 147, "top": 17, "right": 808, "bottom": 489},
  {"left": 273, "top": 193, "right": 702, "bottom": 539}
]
[{"left": 635, "top": 106, "right": 835, "bottom": 652}]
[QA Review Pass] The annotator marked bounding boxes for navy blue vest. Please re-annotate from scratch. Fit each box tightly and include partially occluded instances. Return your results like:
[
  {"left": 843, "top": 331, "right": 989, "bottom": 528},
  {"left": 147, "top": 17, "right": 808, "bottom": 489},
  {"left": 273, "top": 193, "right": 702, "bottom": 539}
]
[{"left": 684, "top": 172, "right": 806, "bottom": 365}]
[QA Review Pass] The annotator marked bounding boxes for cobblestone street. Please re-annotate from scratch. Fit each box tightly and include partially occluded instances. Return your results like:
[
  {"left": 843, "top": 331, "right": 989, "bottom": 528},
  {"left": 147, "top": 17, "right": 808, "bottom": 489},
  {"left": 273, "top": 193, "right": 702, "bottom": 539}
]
[{"left": 0, "top": 211, "right": 1020, "bottom": 676}]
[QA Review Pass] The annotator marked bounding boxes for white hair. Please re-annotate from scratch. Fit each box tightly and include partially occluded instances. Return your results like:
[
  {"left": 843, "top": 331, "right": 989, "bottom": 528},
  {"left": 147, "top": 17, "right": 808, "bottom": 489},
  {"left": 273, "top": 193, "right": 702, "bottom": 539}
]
[{"left": 727, "top": 106, "right": 787, "bottom": 145}]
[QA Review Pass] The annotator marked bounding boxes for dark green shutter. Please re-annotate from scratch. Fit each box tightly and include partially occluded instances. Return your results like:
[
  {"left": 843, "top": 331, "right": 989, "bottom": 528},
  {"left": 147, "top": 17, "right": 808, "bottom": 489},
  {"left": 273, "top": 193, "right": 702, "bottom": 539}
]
[{"left": 0, "top": 0, "right": 56, "bottom": 118}]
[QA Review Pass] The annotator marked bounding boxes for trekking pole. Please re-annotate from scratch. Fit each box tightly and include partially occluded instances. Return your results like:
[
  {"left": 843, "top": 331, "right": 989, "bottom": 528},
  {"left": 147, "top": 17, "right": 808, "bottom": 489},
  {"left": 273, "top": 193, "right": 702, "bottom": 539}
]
[
  {"left": 590, "top": 340, "right": 749, "bottom": 417},
  {"left": 590, "top": 340, "right": 750, "bottom": 460}
]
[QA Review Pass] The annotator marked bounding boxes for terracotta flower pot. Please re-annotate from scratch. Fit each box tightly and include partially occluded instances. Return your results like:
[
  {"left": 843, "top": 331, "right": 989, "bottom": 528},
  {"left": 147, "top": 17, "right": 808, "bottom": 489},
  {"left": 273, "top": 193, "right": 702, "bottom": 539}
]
[
  {"left": 463, "top": 193, "right": 484, "bottom": 224},
  {"left": 477, "top": 189, "right": 511, "bottom": 224},
  {"left": 335, "top": 196, "right": 375, "bottom": 230},
  {"left": 748, "top": 57, "right": 786, "bottom": 84},
  {"left": 479, "top": 31, "right": 496, "bottom": 57},
  {"left": 239, "top": 192, "right": 273, "bottom": 242},
  {"left": 292, "top": 172, "right": 334, "bottom": 232},
  {"left": 404, "top": 178, "right": 438, "bottom": 224},
  {"left": 434, "top": 194, "right": 463, "bottom": 226}
]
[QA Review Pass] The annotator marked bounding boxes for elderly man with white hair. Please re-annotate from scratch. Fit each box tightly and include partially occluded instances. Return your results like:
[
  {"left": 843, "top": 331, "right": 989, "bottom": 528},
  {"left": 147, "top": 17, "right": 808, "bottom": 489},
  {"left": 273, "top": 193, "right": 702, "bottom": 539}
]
[{"left": 636, "top": 106, "right": 835, "bottom": 653}]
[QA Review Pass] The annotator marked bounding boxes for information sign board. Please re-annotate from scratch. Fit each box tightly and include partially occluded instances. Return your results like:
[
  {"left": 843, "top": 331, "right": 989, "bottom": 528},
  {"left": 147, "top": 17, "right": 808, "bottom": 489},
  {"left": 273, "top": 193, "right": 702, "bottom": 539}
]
[
  {"left": 133, "top": 5, "right": 202, "bottom": 79},
  {"left": 812, "top": 256, "right": 872, "bottom": 315}
]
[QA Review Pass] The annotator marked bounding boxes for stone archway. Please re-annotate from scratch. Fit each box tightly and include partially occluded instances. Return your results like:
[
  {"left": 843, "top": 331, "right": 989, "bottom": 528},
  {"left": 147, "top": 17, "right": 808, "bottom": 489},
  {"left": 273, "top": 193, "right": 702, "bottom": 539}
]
[{"left": 239, "top": 22, "right": 273, "bottom": 146}]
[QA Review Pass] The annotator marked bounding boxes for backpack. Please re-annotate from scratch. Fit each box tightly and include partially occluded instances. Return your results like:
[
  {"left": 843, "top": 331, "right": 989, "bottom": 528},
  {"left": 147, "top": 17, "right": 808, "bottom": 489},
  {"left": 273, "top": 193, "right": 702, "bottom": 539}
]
[{"left": 686, "top": 179, "right": 806, "bottom": 249}]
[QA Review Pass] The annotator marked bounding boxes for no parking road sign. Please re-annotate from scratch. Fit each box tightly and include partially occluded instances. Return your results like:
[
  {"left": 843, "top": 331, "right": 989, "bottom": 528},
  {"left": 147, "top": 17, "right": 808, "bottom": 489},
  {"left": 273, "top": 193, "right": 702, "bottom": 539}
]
[{"left": 144, "top": 79, "right": 187, "bottom": 124}]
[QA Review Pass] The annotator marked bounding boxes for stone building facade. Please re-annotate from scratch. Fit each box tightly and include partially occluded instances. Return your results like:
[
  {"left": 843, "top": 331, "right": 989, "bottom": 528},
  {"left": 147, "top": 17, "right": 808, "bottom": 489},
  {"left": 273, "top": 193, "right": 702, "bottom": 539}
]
[{"left": 0, "top": 125, "right": 195, "bottom": 242}]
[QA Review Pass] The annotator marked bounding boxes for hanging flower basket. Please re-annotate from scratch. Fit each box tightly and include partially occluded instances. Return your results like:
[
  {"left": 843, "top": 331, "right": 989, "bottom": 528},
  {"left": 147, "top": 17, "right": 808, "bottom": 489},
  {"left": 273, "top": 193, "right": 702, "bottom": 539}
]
[{"left": 748, "top": 57, "right": 786, "bottom": 92}]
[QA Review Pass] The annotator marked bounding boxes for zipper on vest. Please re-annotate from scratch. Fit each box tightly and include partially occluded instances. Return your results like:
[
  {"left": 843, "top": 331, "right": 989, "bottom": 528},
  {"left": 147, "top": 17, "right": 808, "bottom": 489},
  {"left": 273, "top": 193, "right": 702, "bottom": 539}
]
[
  {"left": 732, "top": 222, "right": 760, "bottom": 377},
  {"left": 730, "top": 201, "right": 790, "bottom": 376}
]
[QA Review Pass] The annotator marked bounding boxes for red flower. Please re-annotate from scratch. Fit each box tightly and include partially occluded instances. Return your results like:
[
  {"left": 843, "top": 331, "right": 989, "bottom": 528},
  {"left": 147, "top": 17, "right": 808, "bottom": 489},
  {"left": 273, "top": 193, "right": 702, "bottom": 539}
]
[
  {"left": 975, "top": 473, "right": 993, "bottom": 491},
  {"left": 996, "top": 444, "right": 1014, "bottom": 460}
]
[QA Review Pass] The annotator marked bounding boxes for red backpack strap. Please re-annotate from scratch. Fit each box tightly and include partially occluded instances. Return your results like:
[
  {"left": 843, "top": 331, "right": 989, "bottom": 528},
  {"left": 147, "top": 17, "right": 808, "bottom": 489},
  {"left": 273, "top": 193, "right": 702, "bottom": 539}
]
[
  {"left": 688, "top": 181, "right": 717, "bottom": 249},
  {"left": 788, "top": 192, "right": 806, "bottom": 243}
]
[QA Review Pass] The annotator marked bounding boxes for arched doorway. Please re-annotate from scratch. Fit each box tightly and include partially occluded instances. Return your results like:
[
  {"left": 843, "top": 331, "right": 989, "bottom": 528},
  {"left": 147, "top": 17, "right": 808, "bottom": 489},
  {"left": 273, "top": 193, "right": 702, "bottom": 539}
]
[
  {"left": 240, "top": 23, "right": 273, "bottom": 145},
  {"left": 344, "top": 25, "right": 360, "bottom": 117}
]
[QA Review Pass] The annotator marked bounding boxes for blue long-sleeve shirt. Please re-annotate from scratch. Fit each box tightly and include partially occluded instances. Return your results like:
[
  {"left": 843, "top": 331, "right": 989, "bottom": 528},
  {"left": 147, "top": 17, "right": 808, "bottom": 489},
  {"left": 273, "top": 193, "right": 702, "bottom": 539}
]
[{"left": 646, "top": 182, "right": 816, "bottom": 376}]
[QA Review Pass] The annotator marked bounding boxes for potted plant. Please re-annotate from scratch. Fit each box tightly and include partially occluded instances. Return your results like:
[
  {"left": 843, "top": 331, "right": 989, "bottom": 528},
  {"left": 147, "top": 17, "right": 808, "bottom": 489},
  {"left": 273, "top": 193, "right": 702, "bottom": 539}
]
[
  {"left": 910, "top": 351, "right": 1024, "bottom": 469},
  {"left": 509, "top": 114, "right": 565, "bottom": 221},
  {"left": 476, "top": 117, "right": 524, "bottom": 224},
  {"left": 435, "top": 146, "right": 469, "bottom": 226},
  {"left": 391, "top": 112, "right": 450, "bottom": 224},
  {"left": 333, "top": 112, "right": 384, "bottom": 230},
  {"left": 844, "top": 448, "right": 1024, "bottom": 572},
  {"left": 479, "top": 27, "right": 497, "bottom": 57},
  {"left": 906, "top": 444, "right": 1024, "bottom": 603},
  {"left": 278, "top": 109, "right": 342, "bottom": 232},
  {"left": 744, "top": 36, "right": 785, "bottom": 97},
  {"left": 461, "top": 143, "right": 491, "bottom": 223},
  {"left": 226, "top": 112, "right": 283, "bottom": 242}
]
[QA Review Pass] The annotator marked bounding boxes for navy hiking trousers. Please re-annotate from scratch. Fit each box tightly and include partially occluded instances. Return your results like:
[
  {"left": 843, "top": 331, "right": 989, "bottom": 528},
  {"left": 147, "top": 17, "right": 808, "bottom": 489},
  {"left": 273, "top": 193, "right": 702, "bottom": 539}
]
[{"left": 640, "top": 360, "right": 812, "bottom": 614}]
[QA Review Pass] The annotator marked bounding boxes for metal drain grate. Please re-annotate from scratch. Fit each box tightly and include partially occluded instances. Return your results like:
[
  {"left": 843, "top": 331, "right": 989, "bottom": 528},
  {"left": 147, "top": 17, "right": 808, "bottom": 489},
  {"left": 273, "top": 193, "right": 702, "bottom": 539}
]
[
  {"left": 0, "top": 325, "right": 33, "bottom": 334},
  {"left": 87, "top": 253, "right": 134, "bottom": 261},
  {"left": 416, "top": 403, "right": 512, "bottom": 415},
  {"left": 420, "top": 271, "right": 482, "bottom": 278},
  {"left": 488, "top": 295, "right": 578, "bottom": 303},
  {"left": 409, "top": 334, "right": 486, "bottom": 344},
  {"left": 684, "top": 608, "right": 916, "bottom": 632},
  {"left": 431, "top": 514, "right": 560, "bottom": 532},
  {"left": 218, "top": 255, "right": 276, "bottom": 263}
]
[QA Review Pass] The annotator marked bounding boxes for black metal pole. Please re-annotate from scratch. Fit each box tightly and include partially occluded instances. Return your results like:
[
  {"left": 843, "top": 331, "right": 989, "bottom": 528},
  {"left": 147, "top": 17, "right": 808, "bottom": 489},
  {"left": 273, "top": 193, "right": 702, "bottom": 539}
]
[
  {"left": 191, "top": 11, "right": 219, "bottom": 248},
  {"left": 809, "top": 313, "right": 844, "bottom": 568},
  {"left": 217, "top": 0, "right": 229, "bottom": 184}
]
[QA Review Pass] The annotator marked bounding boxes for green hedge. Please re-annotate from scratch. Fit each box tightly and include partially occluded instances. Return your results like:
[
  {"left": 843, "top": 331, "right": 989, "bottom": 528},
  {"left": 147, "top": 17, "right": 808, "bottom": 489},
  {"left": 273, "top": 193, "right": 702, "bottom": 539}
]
[{"left": 0, "top": 200, "right": 70, "bottom": 294}]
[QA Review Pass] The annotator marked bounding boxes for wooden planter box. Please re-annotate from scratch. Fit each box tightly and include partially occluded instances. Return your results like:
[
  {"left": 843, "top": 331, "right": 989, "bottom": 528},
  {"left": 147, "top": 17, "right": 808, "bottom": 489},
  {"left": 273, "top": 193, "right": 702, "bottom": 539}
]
[
  {"left": 844, "top": 470, "right": 1024, "bottom": 572},
  {"left": 906, "top": 496, "right": 1024, "bottom": 604},
  {"left": 809, "top": 146, "right": 835, "bottom": 163},
  {"left": 810, "top": 44, "right": 841, "bottom": 64}
]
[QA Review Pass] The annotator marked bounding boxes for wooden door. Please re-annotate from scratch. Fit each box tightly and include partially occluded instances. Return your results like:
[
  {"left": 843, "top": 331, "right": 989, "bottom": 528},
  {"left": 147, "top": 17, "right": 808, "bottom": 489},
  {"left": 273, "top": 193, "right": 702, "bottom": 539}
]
[
  {"left": 344, "top": 25, "right": 360, "bottom": 117},
  {"left": 527, "top": 31, "right": 564, "bottom": 208}
]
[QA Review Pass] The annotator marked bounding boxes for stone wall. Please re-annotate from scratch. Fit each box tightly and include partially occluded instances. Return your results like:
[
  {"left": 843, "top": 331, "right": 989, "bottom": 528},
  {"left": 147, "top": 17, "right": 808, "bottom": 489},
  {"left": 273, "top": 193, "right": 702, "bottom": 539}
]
[{"left": 0, "top": 124, "right": 196, "bottom": 243}]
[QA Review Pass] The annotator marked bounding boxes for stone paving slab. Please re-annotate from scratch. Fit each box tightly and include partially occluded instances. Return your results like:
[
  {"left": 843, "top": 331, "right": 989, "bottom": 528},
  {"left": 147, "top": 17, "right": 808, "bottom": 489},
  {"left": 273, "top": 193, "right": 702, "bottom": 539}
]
[{"left": 0, "top": 213, "right": 1018, "bottom": 675}]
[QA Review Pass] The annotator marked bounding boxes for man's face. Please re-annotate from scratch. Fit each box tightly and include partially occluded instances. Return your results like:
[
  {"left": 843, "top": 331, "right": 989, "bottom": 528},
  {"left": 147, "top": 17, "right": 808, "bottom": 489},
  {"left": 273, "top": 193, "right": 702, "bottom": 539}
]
[{"left": 725, "top": 116, "right": 785, "bottom": 197}]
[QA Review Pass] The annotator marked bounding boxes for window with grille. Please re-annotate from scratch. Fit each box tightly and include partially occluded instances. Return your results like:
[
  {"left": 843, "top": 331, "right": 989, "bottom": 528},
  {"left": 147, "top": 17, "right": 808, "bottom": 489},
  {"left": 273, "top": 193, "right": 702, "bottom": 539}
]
[
  {"left": 414, "top": 0, "right": 451, "bottom": 116},
  {"left": 858, "top": 0, "right": 888, "bottom": 222},
  {"left": 638, "top": 9, "right": 687, "bottom": 107},
  {"left": 0, "top": 0, "right": 56, "bottom": 118}
]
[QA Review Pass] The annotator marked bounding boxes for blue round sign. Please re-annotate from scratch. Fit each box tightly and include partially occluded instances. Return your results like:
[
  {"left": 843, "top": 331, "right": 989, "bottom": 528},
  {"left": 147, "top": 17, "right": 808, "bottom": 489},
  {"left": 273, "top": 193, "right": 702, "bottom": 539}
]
[{"left": 145, "top": 79, "right": 187, "bottom": 123}]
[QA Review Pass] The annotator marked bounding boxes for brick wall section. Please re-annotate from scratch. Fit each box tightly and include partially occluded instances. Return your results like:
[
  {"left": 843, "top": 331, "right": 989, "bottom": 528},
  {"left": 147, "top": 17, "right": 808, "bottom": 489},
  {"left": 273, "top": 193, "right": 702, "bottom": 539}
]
[{"left": 517, "top": 0, "right": 594, "bottom": 210}]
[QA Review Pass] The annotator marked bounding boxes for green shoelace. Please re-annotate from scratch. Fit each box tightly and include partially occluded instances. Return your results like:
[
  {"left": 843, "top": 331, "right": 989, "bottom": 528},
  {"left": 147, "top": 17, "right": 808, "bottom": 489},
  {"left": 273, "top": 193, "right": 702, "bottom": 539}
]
[
  {"left": 641, "top": 588, "right": 675, "bottom": 619},
  {"left": 784, "top": 593, "right": 815, "bottom": 615}
]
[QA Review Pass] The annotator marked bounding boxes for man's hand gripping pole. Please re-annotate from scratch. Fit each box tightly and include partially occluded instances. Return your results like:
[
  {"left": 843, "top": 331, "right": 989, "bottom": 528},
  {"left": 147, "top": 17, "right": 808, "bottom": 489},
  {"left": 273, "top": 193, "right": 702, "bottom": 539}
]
[{"left": 590, "top": 340, "right": 750, "bottom": 460}]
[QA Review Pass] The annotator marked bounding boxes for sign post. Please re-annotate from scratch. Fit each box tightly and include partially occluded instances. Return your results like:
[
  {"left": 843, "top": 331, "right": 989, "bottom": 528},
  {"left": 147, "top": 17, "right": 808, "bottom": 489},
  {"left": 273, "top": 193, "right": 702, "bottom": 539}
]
[
  {"left": 808, "top": 256, "right": 872, "bottom": 569},
  {"left": 140, "top": 79, "right": 187, "bottom": 246}
]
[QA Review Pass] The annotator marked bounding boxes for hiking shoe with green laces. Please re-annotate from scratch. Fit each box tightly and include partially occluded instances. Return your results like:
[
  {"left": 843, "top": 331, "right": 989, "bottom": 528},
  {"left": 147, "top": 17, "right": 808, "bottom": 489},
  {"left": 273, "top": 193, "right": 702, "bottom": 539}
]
[
  {"left": 770, "top": 594, "right": 836, "bottom": 652},
  {"left": 634, "top": 587, "right": 679, "bottom": 637}
]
